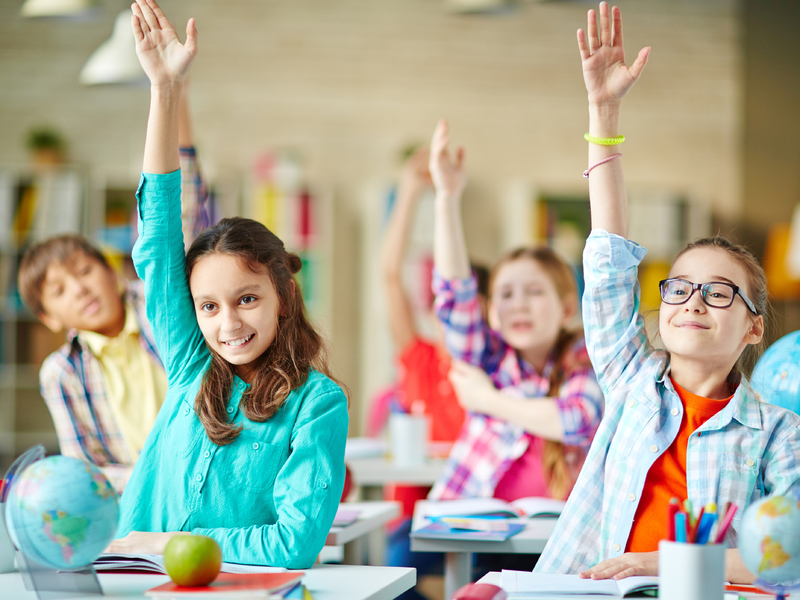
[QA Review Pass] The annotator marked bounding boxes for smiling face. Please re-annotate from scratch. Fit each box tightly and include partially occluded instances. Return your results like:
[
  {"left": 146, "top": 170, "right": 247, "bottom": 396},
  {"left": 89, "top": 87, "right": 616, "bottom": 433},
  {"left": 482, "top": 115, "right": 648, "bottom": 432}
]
[
  {"left": 659, "top": 247, "right": 763, "bottom": 372},
  {"left": 39, "top": 251, "right": 125, "bottom": 337},
  {"left": 488, "top": 257, "right": 575, "bottom": 369},
  {"left": 190, "top": 253, "right": 281, "bottom": 382}
]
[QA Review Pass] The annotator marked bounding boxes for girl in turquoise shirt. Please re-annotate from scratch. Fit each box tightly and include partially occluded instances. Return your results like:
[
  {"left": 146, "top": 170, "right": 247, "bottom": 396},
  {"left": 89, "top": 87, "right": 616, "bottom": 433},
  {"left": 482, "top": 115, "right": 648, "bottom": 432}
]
[{"left": 108, "top": 0, "right": 349, "bottom": 568}]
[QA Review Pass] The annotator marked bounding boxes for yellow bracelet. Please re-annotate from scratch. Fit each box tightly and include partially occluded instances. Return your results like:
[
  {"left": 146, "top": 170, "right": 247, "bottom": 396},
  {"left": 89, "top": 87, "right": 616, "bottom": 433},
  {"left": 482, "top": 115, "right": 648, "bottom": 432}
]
[{"left": 584, "top": 133, "right": 625, "bottom": 146}]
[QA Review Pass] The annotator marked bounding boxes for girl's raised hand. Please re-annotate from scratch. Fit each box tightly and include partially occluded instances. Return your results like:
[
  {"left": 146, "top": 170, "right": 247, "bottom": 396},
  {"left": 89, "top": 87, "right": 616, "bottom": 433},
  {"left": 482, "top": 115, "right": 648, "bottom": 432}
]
[
  {"left": 429, "top": 119, "right": 466, "bottom": 200},
  {"left": 131, "top": 0, "right": 197, "bottom": 87},
  {"left": 578, "top": 2, "right": 649, "bottom": 107}
]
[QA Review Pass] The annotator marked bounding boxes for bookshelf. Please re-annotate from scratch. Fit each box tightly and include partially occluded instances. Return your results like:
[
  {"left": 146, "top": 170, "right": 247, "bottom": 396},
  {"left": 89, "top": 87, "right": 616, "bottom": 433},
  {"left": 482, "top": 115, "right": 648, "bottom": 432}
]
[{"left": 0, "top": 166, "right": 89, "bottom": 470}]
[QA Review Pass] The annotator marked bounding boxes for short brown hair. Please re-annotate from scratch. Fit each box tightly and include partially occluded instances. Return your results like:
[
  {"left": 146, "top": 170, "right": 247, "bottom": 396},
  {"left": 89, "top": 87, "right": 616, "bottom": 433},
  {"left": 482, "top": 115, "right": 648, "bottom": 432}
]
[{"left": 18, "top": 235, "right": 110, "bottom": 316}]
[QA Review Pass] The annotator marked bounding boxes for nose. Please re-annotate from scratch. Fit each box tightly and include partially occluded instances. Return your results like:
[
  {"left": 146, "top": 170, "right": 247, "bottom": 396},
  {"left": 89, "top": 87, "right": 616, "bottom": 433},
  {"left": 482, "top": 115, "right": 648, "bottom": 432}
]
[
  {"left": 66, "top": 275, "right": 89, "bottom": 297},
  {"left": 683, "top": 289, "right": 707, "bottom": 313},
  {"left": 221, "top": 306, "right": 242, "bottom": 333}
]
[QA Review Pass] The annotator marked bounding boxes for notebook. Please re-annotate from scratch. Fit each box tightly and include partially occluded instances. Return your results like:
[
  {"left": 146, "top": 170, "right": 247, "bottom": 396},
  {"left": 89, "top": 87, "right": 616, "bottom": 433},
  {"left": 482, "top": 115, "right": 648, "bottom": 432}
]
[
  {"left": 145, "top": 571, "right": 304, "bottom": 598},
  {"left": 331, "top": 508, "right": 360, "bottom": 527},
  {"left": 412, "top": 521, "right": 526, "bottom": 542},
  {"left": 94, "top": 553, "right": 287, "bottom": 575},
  {"left": 499, "top": 571, "right": 658, "bottom": 597},
  {"left": 423, "top": 497, "right": 566, "bottom": 520}
]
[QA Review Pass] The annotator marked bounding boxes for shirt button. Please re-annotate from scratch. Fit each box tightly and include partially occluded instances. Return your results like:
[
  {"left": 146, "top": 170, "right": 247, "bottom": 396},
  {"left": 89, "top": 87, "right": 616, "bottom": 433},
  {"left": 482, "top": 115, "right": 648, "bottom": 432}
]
[
  {"left": 227, "top": 406, "right": 234, "bottom": 414},
  {"left": 252, "top": 443, "right": 259, "bottom": 450},
  {"left": 746, "top": 459, "right": 755, "bottom": 467},
  {"left": 204, "top": 450, "right": 210, "bottom": 458},
  {"left": 628, "top": 400, "right": 635, "bottom": 408},
  {"left": 320, "top": 481, "right": 328, "bottom": 489},
  {"left": 613, "top": 544, "right": 621, "bottom": 552},
  {"left": 671, "top": 408, "right": 679, "bottom": 416},
  {"left": 238, "top": 382, "right": 245, "bottom": 391},
  {"left": 184, "top": 406, "right": 190, "bottom": 416},
  {"left": 628, "top": 493, "right": 636, "bottom": 502},
  {"left": 196, "top": 474, "right": 202, "bottom": 482},
  {"left": 650, "top": 445, "right": 658, "bottom": 453}
]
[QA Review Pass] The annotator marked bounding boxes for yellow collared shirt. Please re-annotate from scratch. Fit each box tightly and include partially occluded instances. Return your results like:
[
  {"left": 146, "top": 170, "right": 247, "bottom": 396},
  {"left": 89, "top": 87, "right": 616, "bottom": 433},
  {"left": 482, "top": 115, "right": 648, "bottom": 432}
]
[{"left": 80, "top": 301, "right": 168, "bottom": 459}]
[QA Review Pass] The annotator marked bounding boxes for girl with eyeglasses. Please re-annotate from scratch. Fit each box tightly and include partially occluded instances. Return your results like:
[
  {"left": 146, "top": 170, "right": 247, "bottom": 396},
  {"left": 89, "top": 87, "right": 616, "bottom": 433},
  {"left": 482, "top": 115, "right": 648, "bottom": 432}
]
[{"left": 535, "top": 2, "right": 800, "bottom": 584}]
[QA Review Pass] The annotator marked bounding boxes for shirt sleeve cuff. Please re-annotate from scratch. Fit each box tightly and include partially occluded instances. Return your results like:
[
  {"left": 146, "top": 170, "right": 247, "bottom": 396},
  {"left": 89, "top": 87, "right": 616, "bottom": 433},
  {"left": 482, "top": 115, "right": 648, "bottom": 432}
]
[
  {"left": 585, "top": 229, "right": 647, "bottom": 271},
  {"left": 432, "top": 268, "right": 478, "bottom": 303}
]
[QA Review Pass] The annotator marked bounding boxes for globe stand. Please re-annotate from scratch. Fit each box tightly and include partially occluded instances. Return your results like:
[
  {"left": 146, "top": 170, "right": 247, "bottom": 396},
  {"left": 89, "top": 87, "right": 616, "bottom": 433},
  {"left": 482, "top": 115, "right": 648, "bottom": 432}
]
[
  {"left": 15, "top": 549, "right": 103, "bottom": 599},
  {"left": 2, "top": 446, "right": 104, "bottom": 599},
  {"left": 753, "top": 578, "right": 800, "bottom": 600}
]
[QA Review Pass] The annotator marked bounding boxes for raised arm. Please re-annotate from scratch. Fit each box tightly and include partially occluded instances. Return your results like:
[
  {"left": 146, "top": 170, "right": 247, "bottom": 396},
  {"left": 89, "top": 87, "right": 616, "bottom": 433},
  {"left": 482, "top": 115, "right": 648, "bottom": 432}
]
[
  {"left": 381, "top": 148, "right": 431, "bottom": 350},
  {"left": 430, "top": 119, "right": 470, "bottom": 281},
  {"left": 131, "top": 0, "right": 197, "bottom": 174},
  {"left": 579, "top": 2, "right": 649, "bottom": 237}
]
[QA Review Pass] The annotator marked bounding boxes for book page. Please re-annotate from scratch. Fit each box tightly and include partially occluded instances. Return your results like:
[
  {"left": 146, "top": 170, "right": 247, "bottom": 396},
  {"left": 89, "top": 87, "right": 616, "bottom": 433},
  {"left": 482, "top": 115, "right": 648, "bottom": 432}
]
[
  {"left": 95, "top": 553, "right": 286, "bottom": 574},
  {"left": 510, "top": 497, "right": 567, "bottom": 518},
  {"left": 422, "top": 498, "right": 521, "bottom": 518},
  {"left": 500, "top": 571, "right": 658, "bottom": 597}
]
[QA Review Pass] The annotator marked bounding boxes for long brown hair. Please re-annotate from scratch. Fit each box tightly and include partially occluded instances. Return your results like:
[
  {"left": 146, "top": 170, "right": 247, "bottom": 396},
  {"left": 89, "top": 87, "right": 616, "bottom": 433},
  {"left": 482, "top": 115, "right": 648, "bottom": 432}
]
[
  {"left": 186, "top": 217, "right": 345, "bottom": 445},
  {"left": 489, "top": 247, "right": 587, "bottom": 500},
  {"left": 673, "top": 236, "right": 769, "bottom": 380}
]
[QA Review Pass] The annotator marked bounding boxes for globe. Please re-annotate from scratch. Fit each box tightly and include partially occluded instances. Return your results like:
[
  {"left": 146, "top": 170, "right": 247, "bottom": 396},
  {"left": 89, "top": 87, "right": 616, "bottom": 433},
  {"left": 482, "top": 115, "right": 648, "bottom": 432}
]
[
  {"left": 739, "top": 495, "right": 800, "bottom": 588},
  {"left": 751, "top": 331, "right": 800, "bottom": 414},
  {"left": 4, "top": 455, "right": 119, "bottom": 571}
]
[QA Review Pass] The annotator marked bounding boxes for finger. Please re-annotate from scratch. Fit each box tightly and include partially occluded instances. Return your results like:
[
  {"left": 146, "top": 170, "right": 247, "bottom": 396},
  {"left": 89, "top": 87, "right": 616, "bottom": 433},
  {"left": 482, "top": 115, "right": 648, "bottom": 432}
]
[
  {"left": 612, "top": 5, "right": 623, "bottom": 48},
  {"left": 628, "top": 46, "right": 650, "bottom": 82},
  {"left": 577, "top": 29, "right": 590, "bottom": 61},
  {"left": 430, "top": 119, "right": 447, "bottom": 155},
  {"left": 599, "top": 2, "right": 611, "bottom": 47},
  {"left": 131, "top": 2, "right": 149, "bottom": 35},
  {"left": 131, "top": 13, "right": 144, "bottom": 43},
  {"left": 587, "top": 9, "right": 599, "bottom": 54},
  {"left": 136, "top": 0, "right": 160, "bottom": 32},
  {"left": 455, "top": 146, "right": 465, "bottom": 170},
  {"left": 185, "top": 18, "right": 198, "bottom": 56},
  {"left": 145, "top": 0, "right": 174, "bottom": 32}
]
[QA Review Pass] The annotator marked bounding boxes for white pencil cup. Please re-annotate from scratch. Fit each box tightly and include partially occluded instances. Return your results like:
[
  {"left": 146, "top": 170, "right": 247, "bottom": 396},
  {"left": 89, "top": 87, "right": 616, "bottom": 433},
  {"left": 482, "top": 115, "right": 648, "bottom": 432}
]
[
  {"left": 389, "top": 413, "right": 429, "bottom": 467},
  {"left": 658, "top": 540, "right": 725, "bottom": 600}
]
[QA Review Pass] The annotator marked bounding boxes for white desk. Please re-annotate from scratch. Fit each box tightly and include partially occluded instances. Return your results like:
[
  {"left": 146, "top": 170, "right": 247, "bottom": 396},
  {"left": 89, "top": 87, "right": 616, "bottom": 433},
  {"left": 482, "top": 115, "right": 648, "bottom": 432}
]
[
  {"left": 477, "top": 572, "right": 769, "bottom": 600},
  {"left": 347, "top": 457, "right": 446, "bottom": 490},
  {"left": 410, "top": 500, "right": 557, "bottom": 600},
  {"left": 326, "top": 501, "right": 400, "bottom": 565},
  {"left": 0, "top": 564, "right": 415, "bottom": 600}
]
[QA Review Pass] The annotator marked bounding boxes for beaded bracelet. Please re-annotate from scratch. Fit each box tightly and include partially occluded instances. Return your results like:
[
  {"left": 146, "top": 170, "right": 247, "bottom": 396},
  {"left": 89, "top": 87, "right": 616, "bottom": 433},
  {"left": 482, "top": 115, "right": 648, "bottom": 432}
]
[
  {"left": 584, "top": 133, "right": 625, "bottom": 146},
  {"left": 583, "top": 153, "right": 622, "bottom": 178}
]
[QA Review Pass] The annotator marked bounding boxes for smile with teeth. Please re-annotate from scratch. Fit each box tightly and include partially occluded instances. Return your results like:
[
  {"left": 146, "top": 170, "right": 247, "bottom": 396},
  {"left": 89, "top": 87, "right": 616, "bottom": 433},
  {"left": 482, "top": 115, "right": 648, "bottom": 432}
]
[{"left": 223, "top": 334, "right": 254, "bottom": 347}]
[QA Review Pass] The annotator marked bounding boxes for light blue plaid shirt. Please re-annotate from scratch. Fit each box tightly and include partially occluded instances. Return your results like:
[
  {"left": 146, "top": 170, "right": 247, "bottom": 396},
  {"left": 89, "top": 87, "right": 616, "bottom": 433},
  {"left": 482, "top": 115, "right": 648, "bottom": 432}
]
[{"left": 536, "top": 230, "right": 800, "bottom": 574}]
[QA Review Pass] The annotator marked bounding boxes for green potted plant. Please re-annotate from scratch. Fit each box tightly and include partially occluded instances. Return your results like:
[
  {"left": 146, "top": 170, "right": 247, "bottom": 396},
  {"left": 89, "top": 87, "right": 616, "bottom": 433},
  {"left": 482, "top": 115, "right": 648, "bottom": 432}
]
[{"left": 26, "top": 127, "right": 67, "bottom": 167}]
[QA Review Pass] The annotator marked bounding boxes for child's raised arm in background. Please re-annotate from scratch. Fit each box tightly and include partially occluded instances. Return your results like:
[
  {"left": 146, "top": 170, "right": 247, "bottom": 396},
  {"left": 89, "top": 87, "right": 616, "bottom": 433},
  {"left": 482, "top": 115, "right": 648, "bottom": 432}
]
[
  {"left": 535, "top": 2, "right": 800, "bottom": 584},
  {"left": 426, "top": 119, "right": 603, "bottom": 505},
  {"left": 107, "top": 0, "right": 348, "bottom": 568}
]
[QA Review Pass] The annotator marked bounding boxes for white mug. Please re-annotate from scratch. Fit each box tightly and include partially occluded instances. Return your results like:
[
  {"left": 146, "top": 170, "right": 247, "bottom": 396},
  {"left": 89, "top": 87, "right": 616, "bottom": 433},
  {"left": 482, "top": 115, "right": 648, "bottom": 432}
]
[
  {"left": 658, "top": 540, "right": 725, "bottom": 600},
  {"left": 389, "top": 413, "right": 429, "bottom": 467}
]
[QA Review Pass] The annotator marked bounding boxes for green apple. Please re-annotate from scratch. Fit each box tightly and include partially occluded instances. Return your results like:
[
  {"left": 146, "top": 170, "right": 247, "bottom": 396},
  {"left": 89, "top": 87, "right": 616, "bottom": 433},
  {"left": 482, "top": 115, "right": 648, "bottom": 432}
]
[{"left": 163, "top": 534, "right": 222, "bottom": 586}]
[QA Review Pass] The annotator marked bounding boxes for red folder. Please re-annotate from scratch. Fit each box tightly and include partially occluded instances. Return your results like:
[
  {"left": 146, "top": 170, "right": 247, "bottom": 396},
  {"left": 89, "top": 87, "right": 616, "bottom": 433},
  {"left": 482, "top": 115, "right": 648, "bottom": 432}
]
[{"left": 145, "top": 571, "right": 304, "bottom": 598}]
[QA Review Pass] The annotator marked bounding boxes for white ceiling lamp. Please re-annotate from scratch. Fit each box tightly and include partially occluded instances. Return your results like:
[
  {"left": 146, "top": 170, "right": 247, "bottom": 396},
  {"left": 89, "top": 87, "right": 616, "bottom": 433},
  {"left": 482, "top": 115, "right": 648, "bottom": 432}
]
[
  {"left": 20, "top": 0, "right": 100, "bottom": 18},
  {"left": 80, "top": 10, "right": 147, "bottom": 85}
]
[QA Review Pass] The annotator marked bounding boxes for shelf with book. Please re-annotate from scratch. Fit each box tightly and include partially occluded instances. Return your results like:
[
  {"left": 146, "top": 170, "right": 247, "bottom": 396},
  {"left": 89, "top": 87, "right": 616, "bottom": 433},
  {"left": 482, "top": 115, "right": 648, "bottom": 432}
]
[{"left": 0, "top": 165, "right": 89, "bottom": 471}]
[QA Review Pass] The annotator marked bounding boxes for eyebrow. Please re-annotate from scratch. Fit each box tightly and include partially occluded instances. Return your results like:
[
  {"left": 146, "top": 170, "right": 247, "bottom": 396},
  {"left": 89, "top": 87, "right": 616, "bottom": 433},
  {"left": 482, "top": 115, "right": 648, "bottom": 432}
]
[
  {"left": 671, "top": 275, "right": 737, "bottom": 285},
  {"left": 193, "top": 285, "right": 262, "bottom": 305}
]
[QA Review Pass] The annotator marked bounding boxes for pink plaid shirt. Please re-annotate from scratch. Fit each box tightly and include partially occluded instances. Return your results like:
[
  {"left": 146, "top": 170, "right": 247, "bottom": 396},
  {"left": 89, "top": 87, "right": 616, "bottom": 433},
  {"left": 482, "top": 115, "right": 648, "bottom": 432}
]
[{"left": 428, "top": 271, "right": 603, "bottom": 500}]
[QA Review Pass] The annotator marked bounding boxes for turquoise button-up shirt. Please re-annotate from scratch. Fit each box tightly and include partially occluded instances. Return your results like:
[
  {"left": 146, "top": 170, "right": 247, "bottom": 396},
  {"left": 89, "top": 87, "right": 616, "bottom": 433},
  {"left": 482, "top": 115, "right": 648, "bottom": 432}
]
[
  {"left": 116, "top": 171, "right": 348, "bottom": 568},
  {"left": 536, "top": 230, "right": 800, "bottom": 574}
]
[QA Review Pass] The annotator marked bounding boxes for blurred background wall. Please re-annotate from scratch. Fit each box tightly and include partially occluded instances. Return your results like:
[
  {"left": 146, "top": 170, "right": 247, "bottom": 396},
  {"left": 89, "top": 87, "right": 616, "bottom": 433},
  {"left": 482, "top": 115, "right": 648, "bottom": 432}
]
[{"left": 0, "top": 0, "right": 797, "bottom": 447}]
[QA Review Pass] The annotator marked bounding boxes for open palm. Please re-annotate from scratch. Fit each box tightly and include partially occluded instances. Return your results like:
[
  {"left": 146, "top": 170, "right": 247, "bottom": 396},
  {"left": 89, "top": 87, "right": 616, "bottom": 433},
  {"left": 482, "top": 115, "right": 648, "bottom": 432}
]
[
  {"left": 429, "top": 119, "right": 466, "bottom": 199},
  {"left": 131, "top": 0, "right": 196, "bottom": 86},
  {"left": 578, "top": 3, "right": 649, "bottom": 106}
]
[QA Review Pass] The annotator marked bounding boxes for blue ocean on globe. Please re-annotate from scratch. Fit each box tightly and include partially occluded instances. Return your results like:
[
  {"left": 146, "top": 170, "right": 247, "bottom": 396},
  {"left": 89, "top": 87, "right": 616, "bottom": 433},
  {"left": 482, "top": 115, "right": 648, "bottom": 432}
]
[
  {"left": 739, "top": 495, "right": 800, "bottom": 586},
  {"left": 4, "top": 455, "right": 119, "bottom": 570},
  {"left": 751, "top": 331, "right": 800, "bottom": 414}
]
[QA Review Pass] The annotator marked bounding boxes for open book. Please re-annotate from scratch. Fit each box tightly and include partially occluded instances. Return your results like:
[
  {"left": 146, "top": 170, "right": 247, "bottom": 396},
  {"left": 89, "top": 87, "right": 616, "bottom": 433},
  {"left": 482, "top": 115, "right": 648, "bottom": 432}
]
[
  {"left": 94, "top": 553, "right": 287, "bottom": 575},
  {"left": 423, "top": 497, "right": 567, "bottom": 520},
  {"left": 500, "top": 571, "right": 658, "bottom": 597}
]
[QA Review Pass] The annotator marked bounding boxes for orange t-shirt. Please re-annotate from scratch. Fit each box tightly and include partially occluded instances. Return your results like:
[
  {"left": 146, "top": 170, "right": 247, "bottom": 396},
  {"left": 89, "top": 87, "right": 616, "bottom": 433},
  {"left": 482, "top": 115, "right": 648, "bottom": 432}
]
[{"left": 625, "top": 378, "right": 731, "bottom": 552}]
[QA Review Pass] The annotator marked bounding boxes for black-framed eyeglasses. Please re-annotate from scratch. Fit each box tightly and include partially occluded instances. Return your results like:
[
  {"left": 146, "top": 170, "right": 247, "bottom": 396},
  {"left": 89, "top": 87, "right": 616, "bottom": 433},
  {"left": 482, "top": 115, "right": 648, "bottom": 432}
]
[{"left": 658, "top": 278, "right": 759, "bottom": 315}]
